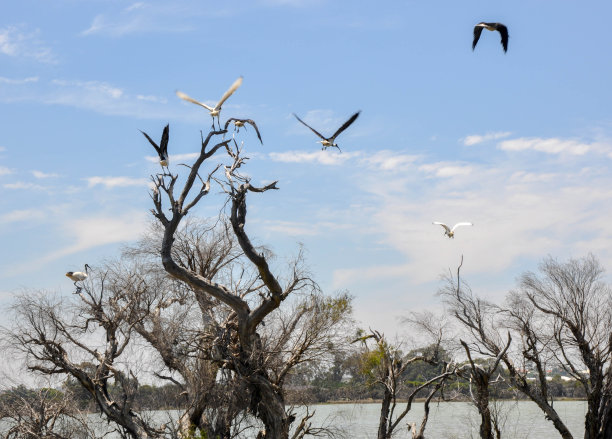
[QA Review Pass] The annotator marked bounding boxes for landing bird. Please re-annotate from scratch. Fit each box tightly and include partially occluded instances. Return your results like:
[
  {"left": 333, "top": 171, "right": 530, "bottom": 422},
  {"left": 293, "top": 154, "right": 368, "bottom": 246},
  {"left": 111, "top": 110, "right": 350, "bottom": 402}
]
[
  {"left": 141, "top": 124, "right": 170, "bottom": 171},
  {"left": 293, "top": 111, "right": 360, "bottom": 151},
  {"left": 473, "top": 22, "right": 509, "bottom": 53},
  {"left": 176, "top": 76, "right": 243, "bottom": 128},
  {"left": 433, "top": 222, "right": 473, "bottom": 239},
  {"left": 224, "top": 118, "right": 263, "bottom": 144},
  {"left": 66, "top": 264, "right": 90, "bottom": 293}
]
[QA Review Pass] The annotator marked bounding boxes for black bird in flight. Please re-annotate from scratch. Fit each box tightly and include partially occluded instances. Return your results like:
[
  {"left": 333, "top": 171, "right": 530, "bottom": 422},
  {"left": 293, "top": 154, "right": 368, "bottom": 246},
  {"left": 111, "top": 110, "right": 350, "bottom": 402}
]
[
  {"left": 224, "top": 118, "right": 263, "bottom": 144},
  {"left": 293, "top": 111, "right": 360, "bottom": 151},
  {"left": 473, "top": 22, "right": 509, "bottom": 53},
  {"left": 141, "top": 124, "right": 169, "bottom": 170}
]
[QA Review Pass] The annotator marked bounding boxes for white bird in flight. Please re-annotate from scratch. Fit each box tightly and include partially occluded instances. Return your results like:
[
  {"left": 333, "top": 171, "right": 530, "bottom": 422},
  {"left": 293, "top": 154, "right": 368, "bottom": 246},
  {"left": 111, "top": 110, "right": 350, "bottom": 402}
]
[
  {"left": 433, "top": 222, "right": 473, "bottom": 239},
  {"left": 176, "top": 76, "right": 243, "bottom": 129}
]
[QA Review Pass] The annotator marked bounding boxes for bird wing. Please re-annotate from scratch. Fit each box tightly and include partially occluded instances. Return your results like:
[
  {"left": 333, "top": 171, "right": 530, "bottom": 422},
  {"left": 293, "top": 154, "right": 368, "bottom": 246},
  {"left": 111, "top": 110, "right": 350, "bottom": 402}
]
[
  {"left": 293, "top": 113, "right": 327, "bottom": 140},
  {"left": 331, "top": 111, "right": 360, "bottom": 140},
  {"left": 224, "top": 118, "right": 263, "bottom": 144},
  {"left": 176, "top": 91, "right": 214, "bottom": 111},
  {"left": 451, "top": 222, "right": 473, "bottom": 232},
  {"left": 496, "top": 24, "right": 509, "bottom": 52},
  {"left": 140, "top": 130, "right": 161, "bottom": 155},
  {"left": 472, "top": 25, "right": 484, "bottom": 50},
  {"left": 160, "top": 124, "right": 169, "bottom": 155},
  {"left": 215, "top": 76, "right": 243, "bottom": 110},
  {"left": 433, "top": 222, "right": 451, "bottom": 233}
]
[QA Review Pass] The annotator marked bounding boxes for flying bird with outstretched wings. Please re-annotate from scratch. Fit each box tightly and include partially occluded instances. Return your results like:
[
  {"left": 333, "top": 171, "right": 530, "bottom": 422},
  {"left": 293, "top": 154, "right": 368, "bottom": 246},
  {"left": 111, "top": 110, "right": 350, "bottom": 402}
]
[
  {"left": 176, "top": 76, "right": 243, "bottom": 128},
  {"left": 141, "top": 124, "right": 170, "bottom": 171},
  {"left": 224, "top": 118, "right": 263, "bottom": 144},
  {"left": 473, "top": 22, "right": 509, "bottom": 53},
  {"left": 293, "top": 111, "right": 360, "bottom": 151},
  {"left": 433, "top": 222, "right": 473, "bottom": 239}
]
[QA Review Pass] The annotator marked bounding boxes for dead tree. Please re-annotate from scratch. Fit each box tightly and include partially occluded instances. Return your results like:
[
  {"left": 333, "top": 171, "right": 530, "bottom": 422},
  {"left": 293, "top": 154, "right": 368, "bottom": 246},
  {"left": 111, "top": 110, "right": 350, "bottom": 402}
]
[
  {"left": 441, "top": 258, "right": 575, "bottom": 439},
  {"left": 517, "top": 255, "right": 612, "bottom": 439},
  {"left": 148, "top": 123, "right": 341, "bottom": 438},
  {"left": 0, "top": 385, "right": 98, "bottom": 439},
  {"left": 353, "top": 328, "right": 455, "bottom": 439},
  {"left": 6, "top": 278, "right": 167, "bottom": 438},
  {"left": 457, "top": 336, "right": 511, "bottom": 439}
]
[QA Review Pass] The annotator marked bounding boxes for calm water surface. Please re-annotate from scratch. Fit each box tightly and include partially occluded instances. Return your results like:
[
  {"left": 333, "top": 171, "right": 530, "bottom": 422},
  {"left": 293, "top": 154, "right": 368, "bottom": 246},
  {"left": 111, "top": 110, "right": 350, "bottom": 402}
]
[{"left": 4, "top": 400, "right": 586, "bottom": 438}]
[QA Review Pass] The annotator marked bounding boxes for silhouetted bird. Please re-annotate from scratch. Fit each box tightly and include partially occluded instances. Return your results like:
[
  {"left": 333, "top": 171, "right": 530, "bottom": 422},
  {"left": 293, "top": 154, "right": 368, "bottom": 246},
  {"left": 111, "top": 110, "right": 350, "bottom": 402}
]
[
  {"left": 224, "top": 118, "right": 263, "bottom": 144},
  {"left": 141, "top": 124, "right": 170, "bottom": 172},
  {"left": 473, "top": 22, "right": 508, "bottom": 53},
  {"left": 293, "top": 111, "right": 360, "bottom": 151}
]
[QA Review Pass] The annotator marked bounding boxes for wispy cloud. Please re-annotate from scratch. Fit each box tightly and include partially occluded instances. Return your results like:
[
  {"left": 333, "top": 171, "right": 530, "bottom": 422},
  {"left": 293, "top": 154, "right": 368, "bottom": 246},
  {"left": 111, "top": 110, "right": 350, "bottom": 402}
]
[
  {"left": 0, "top": 209, "right": 47, "bottom": 224},
  {"left": 2, "top": 210, "right": 149, "bottom": 278},
  {"left": 269, "top": 150, "right": 359, "bottom": 165},
  {"left": 462, "top": 131, "right": 511, "bottom": 146},
  {"left": 3, "top": 181, "right": 47, "bottom": 190},
  {"left": 263, "top": 219, "right": 354, "bottom": 237},
  {"left": 0, "top": 76, "right": 39, "bottom": 84},
  {"left": 498, "top": 137, "right": 605, "bottom": 156},
  {"left": 418, "top": 162, "right": 474, "bottom": 178},
  {"left": 0, "top": 166, "right": 13, "bottom": 176},
  {"left": 145, "top": 152, "right": 200, "bottom": 163},
  {"left": 31, "top": 170, "right": 60, "bottom": 179},
  {"left": 82, "top": 2, "right": 194, "bottom": 37},
  {"left": 360, "top": 150, "right": 419, "bottom": 172},
  {"left": 0, "top": 25, "right": 56, "bottom": 63},
  {"left": 86, "top": 176, "right": 150, "bottom": 189}
]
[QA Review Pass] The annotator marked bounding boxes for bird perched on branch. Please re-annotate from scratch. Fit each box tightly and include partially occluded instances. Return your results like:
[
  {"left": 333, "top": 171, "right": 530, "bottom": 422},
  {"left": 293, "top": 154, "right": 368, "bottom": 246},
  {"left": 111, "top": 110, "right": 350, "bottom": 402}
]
[
  {"left": 66, "top": 264, "right": 90, "bottom": 293},
  {"left": 224, "top": 118, "right": 263, "bottom": 144},
  {"left": 472, "top": 22, "right": 509, "bottom": 53},
  {"left": 293, "top": 111, "right": 360, "bottom": 151},
  {"left": 433, "top": 222, "right": 473, "bottom": 239},
  {"left": 176, "top": 76, "right": 243, "bottom": 129},
  {"left": 141, "top": 124, "right": 170, "bottom": 172}
]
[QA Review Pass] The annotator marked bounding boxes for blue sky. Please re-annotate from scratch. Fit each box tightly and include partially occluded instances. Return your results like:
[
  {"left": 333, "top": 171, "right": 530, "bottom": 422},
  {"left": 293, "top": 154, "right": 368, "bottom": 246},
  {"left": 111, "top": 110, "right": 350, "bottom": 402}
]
[{"left": 2, "top": 0, "right": 612, "bottom": 336}]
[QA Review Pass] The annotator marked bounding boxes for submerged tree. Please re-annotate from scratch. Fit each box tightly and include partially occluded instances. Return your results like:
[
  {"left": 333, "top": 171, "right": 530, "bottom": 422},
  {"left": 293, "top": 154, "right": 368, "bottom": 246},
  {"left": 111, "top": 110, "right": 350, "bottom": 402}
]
[
  {"left": 443, "top": 254, "right": 612, "bottom": 439},
  {"left": 353, "top": 324, "right": 455, "bottom": 439}
]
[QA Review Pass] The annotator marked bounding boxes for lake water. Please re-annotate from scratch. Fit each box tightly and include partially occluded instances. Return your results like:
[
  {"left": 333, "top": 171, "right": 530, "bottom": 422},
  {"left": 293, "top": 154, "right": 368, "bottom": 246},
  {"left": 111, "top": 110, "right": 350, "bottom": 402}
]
[
  {"left": 294, "top": 400, "right": 587, "bottom": 438},
  {"left": 1, "top": 400, "right": 589, "bottom": 438}
]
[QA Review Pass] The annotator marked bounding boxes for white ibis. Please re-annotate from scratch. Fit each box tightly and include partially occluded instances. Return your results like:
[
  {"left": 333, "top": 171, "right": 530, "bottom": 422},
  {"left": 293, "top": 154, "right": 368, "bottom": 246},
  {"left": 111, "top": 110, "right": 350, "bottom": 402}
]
[
  {"left": 141, "top": 124, "right": 170, "bottom": 172},
  {"left": 473, "top": 22, "right": 508, "bottom": 53},
  {"left": 293, "top": 111, "right": 360, "bottom": 152},
  {"left": 176, "top": 76, "right": 243, "bottom": 129},
  {"left": 224, "top": 118, "right": 263, "bottom": 144},
  {"left": 433, "top": 222, "right": 473, "bottom": 238},
  {"left": 66, "top": 264, "right": 90, "bottom": 293}
]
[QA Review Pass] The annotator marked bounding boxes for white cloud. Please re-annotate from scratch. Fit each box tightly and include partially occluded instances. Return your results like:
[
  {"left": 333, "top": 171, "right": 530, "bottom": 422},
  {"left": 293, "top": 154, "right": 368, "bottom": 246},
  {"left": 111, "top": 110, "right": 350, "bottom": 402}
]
[
  {"left": 0, "top": 76, "right": 38, "bottom": 84},
  {"left": 4, "top": 210, "right": 149, "bottom": 278},
  {"left": 86, "top": 176, "right": 150, "bottom": 189},
  {"left": 269, "top": 150, "right": 359, "bottom": 166},
  {"left": 462, "top": 131, "right": 511, "bottom": 146},
  {"left": 498, "top": 137, "right": 604, "bottom": 156},
  {"left": 418, "top": 162, "right": 474, "bottom": 178},
  {"left": 3, "top": 181, "right": 46, "bottom": 190},
  {"left": 0, "top": 166, "right": 12, "bottom": 176},
  {"left": 145, "top": 152, "right": 200, "bottom": 163},
  {"left": 359, "top": 150, "right": 419, "bottom": 172},
  {"left": 0, "top": 209, "right": 46, "bottom": 224},
  {"left": 31, "top": 170, "right": 60, "bottom": 179},
  {"left": 263, "top": 219, "right": 353, "bottom": 237},
  {"left": 82, "top": 3, "right": 194, "bottom": 37},
  {"left": 0, "top": 26, "right": 56, "bottom": 63}
]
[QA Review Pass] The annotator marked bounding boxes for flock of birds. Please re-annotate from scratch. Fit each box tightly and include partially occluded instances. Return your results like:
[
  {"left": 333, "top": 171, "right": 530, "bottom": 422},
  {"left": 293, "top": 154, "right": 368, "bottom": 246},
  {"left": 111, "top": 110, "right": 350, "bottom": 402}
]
[{"left": 65, "top": 21, "right": 508, "bottom": 291}]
